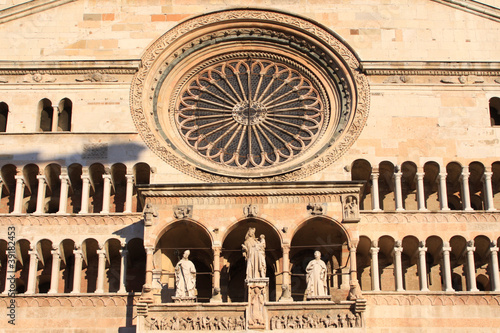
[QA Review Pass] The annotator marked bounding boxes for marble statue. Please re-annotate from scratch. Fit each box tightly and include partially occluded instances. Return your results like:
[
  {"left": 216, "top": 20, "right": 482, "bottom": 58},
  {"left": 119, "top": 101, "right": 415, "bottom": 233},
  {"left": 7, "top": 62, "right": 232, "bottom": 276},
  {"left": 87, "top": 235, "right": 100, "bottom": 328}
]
[
  {"left": 306, "top": 251, "right": 328, "bottom": 297},
  {"left": 175, "top": 250, "right": 196, "bottom": 297},
  {"left": 242, "top": 227, "right": 266, "bottom": 279}
]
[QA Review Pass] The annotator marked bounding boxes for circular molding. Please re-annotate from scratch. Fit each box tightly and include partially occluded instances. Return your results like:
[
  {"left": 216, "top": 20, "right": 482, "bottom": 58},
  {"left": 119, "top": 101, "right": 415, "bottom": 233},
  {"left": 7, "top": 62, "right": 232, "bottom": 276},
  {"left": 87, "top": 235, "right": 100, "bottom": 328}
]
[{"left": 130, "top": 8, "right": 370, "bottom": 182}]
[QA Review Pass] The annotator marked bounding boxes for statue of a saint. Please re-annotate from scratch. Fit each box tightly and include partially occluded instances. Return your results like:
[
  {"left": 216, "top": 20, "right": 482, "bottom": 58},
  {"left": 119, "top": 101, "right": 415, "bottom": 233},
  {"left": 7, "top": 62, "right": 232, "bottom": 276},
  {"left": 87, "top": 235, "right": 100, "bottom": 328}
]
[
  {"left": 175, "top": 250, "right": 196, "bottom": 297},
  {"left": 242, "top": 227, "right": 266, "bottom": 279},
  {"left": 306, "top": 251, "right": 328, "bottom": 297}
]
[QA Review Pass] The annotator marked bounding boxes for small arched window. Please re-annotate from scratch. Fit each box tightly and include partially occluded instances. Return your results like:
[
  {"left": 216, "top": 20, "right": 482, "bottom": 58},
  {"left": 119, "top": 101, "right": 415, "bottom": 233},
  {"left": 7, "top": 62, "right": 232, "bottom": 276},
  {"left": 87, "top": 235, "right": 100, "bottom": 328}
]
[
  {"left": 58, "top": 98, "right": 72, "bottom": 131},
  {"left": 38, "top": 98, "right": 53, "bottom": 132},
  {"left": 0, "top": 102, "right": 8, "bottom": 132},
  {"left": 489, "top": 97, "right": 500, "bottom": 126}
]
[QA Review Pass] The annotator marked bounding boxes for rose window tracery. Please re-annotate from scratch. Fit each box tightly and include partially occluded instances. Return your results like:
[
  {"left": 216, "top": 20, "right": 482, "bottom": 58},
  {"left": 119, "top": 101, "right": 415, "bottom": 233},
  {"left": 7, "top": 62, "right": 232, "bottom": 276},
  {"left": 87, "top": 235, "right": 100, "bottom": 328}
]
[{"left": 175, "top": 57, "right": 327, "bottom": 168}]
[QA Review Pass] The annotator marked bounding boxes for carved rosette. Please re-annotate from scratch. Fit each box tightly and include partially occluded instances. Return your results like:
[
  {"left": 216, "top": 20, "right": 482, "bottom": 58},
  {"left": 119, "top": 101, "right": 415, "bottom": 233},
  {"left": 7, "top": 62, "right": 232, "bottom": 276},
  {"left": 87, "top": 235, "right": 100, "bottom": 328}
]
[{"left": 130, "top": 9, "right": 370, "bottom": 182}]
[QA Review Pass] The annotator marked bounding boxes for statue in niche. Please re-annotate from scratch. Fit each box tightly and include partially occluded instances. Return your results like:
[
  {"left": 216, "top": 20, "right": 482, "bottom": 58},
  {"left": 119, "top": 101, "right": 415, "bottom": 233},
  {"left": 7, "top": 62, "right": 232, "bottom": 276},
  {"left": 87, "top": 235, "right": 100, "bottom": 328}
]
[
  {"left": 242, "top": 227, "right": 266, "bottom": 279},
  {"left": 344, "top": 195, "right": 358, "bottom": 219},
  {"left": 175, "top": 250, "right": 196, "bottom": 297},
  {"left": 306, "top": 251, "right": 328, "bottom": 297}
]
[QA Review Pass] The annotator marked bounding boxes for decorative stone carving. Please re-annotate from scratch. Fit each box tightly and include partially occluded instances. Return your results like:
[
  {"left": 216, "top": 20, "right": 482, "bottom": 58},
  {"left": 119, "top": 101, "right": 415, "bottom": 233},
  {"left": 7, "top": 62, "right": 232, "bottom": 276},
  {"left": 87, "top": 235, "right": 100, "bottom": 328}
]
[
  {"left": 307, "top": 203, "right": 324, "bottom": 215},
  {"left": 173, "top": 205, "right": 192, "bottom": 219},
  {"left": 343, "top": 195, "right": 360, "bottom": 222},
  {"left": 243, "top": 204, "right": 258, "bottom": 217},
  {"left": 270, "top": 312, "right": 361, "bottom": 329},
  {"left": 242, "top": 227, "right": 266, "bottom": 279},
  {"left": 143, "top": 203, "right": 158, "bottom": 226},
  {"left": 278, "top": 284, "right": 293, "bottom": 303},
  {"left": 19, "top": 73, "right": 56, "bottom": 83},
  {"left": 247, "top": 280, "right": 268, "bottom": 329},
  {"left": 306, "top": 251, "right": 329, "bottom": 300},
  {"left": 173, "top": 250, "right": 196, "bottom": 301},
  {"left": 147, "top": 315, "right": 245, "bottom": 331},
  {"left": 76, "top": 72, "right": 118, "bottom": 82}
]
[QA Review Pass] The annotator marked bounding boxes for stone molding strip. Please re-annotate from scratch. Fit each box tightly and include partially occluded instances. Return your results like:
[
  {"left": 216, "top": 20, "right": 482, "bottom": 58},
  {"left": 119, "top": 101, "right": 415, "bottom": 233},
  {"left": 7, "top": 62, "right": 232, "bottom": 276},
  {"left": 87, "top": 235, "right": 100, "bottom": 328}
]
[
  {"left": 432, "top": 0, "right": 500, "bottom": 23},
  {"left": 363, "top": 291, "right": 500, "bottom": 306},
  {"left": 0, "top": 60, "right": 141, "bottom": 75},
  {"left": 360, "top": 211, "right": 500, "bottom": 223},
  {"left": 0, "top": 213, "right": 142, "bottom": 226},
  {"left": 0, "top": 293, "right": 140, "bottom": 307},
  {"left": 362, "top": 61, "right": 500, "bottom": 76},
  {"left": 0, "top": 0, "right": 78, "bottom": 24}
]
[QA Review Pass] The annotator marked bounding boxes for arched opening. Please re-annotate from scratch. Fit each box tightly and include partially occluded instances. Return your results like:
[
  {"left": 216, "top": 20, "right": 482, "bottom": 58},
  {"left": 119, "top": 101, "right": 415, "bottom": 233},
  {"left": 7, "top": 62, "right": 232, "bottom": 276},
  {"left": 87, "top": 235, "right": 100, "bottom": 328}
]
[
  {"left": 38, "top": 98, "right": 53, "bottom": 132},
  {"left": 489, "top": 97, "right": 500, "bottom": 126},
  {"left": 60, "top": 239, "right": 75, "bottom": 293},
  {"left": 156, "top": 221, "right": 213, "bottom": 303},
  {"left": 425, "top": 236, "right": 444, "bottom": 291},
  {"left": 378, "top": 236, "right": 395, "bottom": 291},
  {"left": 469, "top": 162, "right": 485, "bottom": 210},
  {"left": 68, "top": 164, "right": 83, "bottom": 213},
  {"left": 105, "top": 238, "right": 122, "bottom": 292},
  {"left": 36, "top": 239, "right": 53, "bottom": 293},
  {"left": 44, "top": 163, "right": 62, "bottom": 214},
  {"left": 0, "top": 239, "right": 7, "bottom": 292},
  {"left": 290, "top": 217, "right": 348, "bottom": 301},
  {"left": 133, "top": 163, "right": 150, "bottom": 212},
  {"left": 450, "top": 236, "right": 467, "bottom": 291},
  {"left": 82, "top": 238, "right": 99, "bottom": 293},
  {"left": 0, "top": 102, "right": 8, "bottom": 132},
  {"left": 351, "top": 159, "right": 372, "bottom": 210},
  {"left": 222, "top": 218, "right": 281, "bottom": 302},
  {"left": 0, "top": 164, "right": 17, "bottom": 213},
  {"left": 401, "top": 236, "right": 419, "bottom": 291},
  {"left": 57, "top": 98, "right": 72, "bottom": 132},
  {"left": 474, "top": 235, "right": 491, "bottom": 291},
  {"left": 126, "top": 238, "right": 146, "bottom": 292},
  {"left": 111, "top": 163, "right": 127, "bottom": 213},
  {"left": 379, "top": 161, "right": 395, "bottom": 211},
  {"left": 446, "top": 162, "right": 463, "bottom": 210},
  {"left": 89, "top": 163, "right": 105, "bottom": 213},
  {"left": 423, "top": 162, "right": 440, "bottom": 211},
  {"left": 15, "top": 239, "right": 31, "bottom": 294},
  {"left": 356, "top": 236, "right": 372, "bottom": 291},
  {"left": 23, "top": 164, "right": 39, "bottom": 214},
  {"left": 401, "top": 161, "right": 417, "bottom": 210}
]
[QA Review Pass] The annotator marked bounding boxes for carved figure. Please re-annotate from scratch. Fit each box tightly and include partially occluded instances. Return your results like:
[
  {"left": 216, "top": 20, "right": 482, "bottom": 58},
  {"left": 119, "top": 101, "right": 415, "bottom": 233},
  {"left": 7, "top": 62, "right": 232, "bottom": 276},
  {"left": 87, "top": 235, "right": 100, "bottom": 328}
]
[
  {"left": 243, "top": 204, "right": 258, "bottom": 217},
  {"left": 306, "top": 251, "right": 328, "bottom": 297},
  {"left": 174, "top": 205, "right": 191, "bottom": 219},
  {"left": 175, "top": 250, "right": 196, "bottom": 297},
  {"left": 242, "top": 228, "right": 266, "bottom": 279},
  {"left": 344, "top": 195, "right": 358, "bottom": 219},
  {"left": 143, "top": 203, "right": 158, "bottom": 226},
  {"left": 307, "top": 202, "right": 324, "bottom": 215},
  {"left": 248, "top": 285, "right": 265, "bottom": 327}
]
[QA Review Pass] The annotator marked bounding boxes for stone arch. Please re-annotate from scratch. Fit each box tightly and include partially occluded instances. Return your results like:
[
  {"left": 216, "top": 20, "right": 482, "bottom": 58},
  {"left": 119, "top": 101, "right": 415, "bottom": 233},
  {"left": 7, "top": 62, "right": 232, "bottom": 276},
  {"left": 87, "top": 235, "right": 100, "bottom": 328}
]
[
  {"left": 38, "top": 98, "right": 53, "bottom": 132},
  {"left": 57, "top": 98, "right": 72, "bottom": 132},
  {"left": 489, "top": 97, "right": 500, "bottom": 125},
  {"left": 89, "top": 163, "right": 105, "bottom": 213},
  {"left": 351, "top": 159, "right": 372, "bottom": 210},
  {"left": 423, "top": 161, "right": 441, "bottom": 211},
  {"left": 221, "top": 217, "right": 282, "bottom": 303},
  {"left": 15, "top": 239, "right": 31, "bottom": 293},
  {"left": 22, "top": 163, "right": 39, "bottom": 214},
  {"left": 156, "top": 219, "right": 213, "bottom": 303},
  {"left": 44, "top": 163, "right": 62, "bottom": 214},
  {"left": 59, "top": 239, "right": 75, "bottom": 293},
  {"left": 0, "top": 101, "right": 8, "bottom": 132},
  {"left": 133, "top": 163, "right": 150, "bottom": 211},
  {"left": 111, "top": 163, "right": 127, "bottom": 213},
  {"left": 104, "top": 238, "right": 122, "bottom": 293},
  {"left": 290, "top": 216, "right": 350, "bottom": 301},
  {"left": 67, "top": 163, "right": 83, "bottom": 214},
  {"left": 425, "top": 235, "right": 444, "bottom": 291},
  {"left": 474, "top": 235, "right": 491, "bottom": 291},
  {"left": 378, "top": 235, "right": 395, "bottom": 291}
]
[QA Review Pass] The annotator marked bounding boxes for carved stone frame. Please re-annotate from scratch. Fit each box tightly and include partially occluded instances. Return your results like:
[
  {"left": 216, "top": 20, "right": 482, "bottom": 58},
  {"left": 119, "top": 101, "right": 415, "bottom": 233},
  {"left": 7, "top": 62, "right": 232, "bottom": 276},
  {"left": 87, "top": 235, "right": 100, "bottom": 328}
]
[{"left": 130, "top": 8, "right": 370, "bottom": 182}]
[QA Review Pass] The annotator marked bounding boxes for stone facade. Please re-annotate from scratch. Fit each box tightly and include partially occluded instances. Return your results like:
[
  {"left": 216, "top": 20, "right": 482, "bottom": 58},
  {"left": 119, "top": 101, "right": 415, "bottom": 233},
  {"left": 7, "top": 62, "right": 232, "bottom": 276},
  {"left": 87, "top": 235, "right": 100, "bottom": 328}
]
[{"left": 1, "top": 1, "right": 500, "bottom": 332}]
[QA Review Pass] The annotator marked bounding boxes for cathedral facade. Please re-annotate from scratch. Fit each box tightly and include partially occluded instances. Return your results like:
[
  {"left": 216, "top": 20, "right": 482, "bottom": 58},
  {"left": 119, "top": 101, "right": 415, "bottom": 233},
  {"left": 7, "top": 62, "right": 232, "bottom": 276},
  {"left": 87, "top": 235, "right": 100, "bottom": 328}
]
[{"left": 1, "top": 0, "right": 500, "bottom": 332}]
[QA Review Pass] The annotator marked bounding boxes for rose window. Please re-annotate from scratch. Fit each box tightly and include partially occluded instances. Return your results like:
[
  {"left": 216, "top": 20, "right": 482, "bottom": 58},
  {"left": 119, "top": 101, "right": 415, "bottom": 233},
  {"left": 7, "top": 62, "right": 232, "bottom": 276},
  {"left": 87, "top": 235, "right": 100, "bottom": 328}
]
[{"left": 175, "top": 57, "right": 327, "bottom": 169}]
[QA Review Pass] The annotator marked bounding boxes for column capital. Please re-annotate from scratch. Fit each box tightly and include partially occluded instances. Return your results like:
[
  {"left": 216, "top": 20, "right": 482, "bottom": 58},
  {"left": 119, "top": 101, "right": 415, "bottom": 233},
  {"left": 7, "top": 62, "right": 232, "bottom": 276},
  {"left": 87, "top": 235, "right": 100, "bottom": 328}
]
[
  {"left": 370, "top": 246, "right": 380, "bottom": 255},
  {"left": 51, "top": 249, "right": 60, "bottom": 257},
  {"left": 74, "top": 249, "right": 83, "bottom": 257},
  {"left": 466, "top": 245, "right": 476, "bottom": 252},
  {"left": 97, "top": 249, "right": 106, "bottom": 257},
  {"left": 212, "top": 246, "right": 222, "bottom": 256},
  {"left": 438, "top": 172, "right": 447, "bottom": 179},
  {"left": 14, "top": 175, "right": 24, "bottom": 182},
  {"left": 36, "top": 174, "right": 47, "bottom": 181},
  {"left": 145, "top": 247, "right": 154, "bottom": 255},
  {"left": 416, "top": 172, "right": 425, "bottom": 179},
  {"left": 370, "top": 172, "right": 380, "bottom": 179},
  {"left": 125, "top": 174, "right": 134, "bottom": 181},
  {"left": 81, "top": 174, "right": 90, "bottom": 181},
  {"left": 393, "top": 171, "right": 402, "bottom": 179},
  {"left": 28, "top": 249, "right": 38, "bottom": 258},
  {"left": 488, "top": 246, "right": 499, "bottom": 255},
  {"left": 441, "top": 246, "right": 452, "bottom": 253},
  {"left": 102, "top": 173, "right": 112, "bottom": 180},
  {"left": 120, "top": 248, "right": 129, "bottom": 257},
  {"left": 482, "top": 171, "right": 493, "bottom": 181},
  {"left": 393, "top": 246, "right": 403, "bottom": 255},
  {"left": 418, "top": 246, "right": 428, "bottom": 253}
]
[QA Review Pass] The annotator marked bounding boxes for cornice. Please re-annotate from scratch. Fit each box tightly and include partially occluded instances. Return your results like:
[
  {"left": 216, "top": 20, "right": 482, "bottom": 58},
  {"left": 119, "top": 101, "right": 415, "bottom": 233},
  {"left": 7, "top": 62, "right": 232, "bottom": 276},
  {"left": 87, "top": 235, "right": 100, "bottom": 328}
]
[
  {"left": 360, "top": 211, "right": 500, "bottom": 223},
  {"left": 431, "top": 0, "right": 500, "bottom": 23},
  {"left": 0, "top": 213, "right": 142, "bottom": 226},
  {"left": 362, "top": 61, "right": 500, "bottom": 76},
  {"left": 364, "top": 291, "right": 500, "bottom": 306},
  {"left": 0, "top": 60, "right": 141, "bottom": 75}
]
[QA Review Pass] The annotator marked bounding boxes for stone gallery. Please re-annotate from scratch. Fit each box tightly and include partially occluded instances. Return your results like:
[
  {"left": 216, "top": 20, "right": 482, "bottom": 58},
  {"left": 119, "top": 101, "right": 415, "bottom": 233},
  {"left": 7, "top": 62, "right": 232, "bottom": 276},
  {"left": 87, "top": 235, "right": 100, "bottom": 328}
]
[{"left": 0, "top": 0, "right": 500, "bottom": 332}]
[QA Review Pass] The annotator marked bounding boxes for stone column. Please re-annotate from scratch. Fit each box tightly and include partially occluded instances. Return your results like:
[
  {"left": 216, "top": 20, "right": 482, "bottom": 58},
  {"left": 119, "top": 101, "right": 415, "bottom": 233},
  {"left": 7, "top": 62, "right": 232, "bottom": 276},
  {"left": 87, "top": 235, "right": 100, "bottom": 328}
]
[
  {"left": 34, "top": 175, "right": 47, "bottom": 215},
  {"left": 282, "top": 244, "right": 291, "bottom": 286},
  {"left": 489, "top": 241, "right": 500, "bottom": 292},
  {"left": 95, "top": 248, "right": 106, "bottom": 294},
  {"left": 79, "top": 173, "right": 90, "bottom": 214},
  {"left": 370, "top": 241, "right": 380, "bottom": 291},
  {"left": 212, "top": 246, "right": 221, "bottom": 291},
  {"left": 393, "top": 169, "right": 404, "bottom": 211},
  {"left": 460, "top": 166, "right": 473, "bottom": 211},
  {"left": 25, "top": 249, "right": 39, "bottom": 294},
  {"left": 57, "top": 174, "right": 70, "bottom": 214},
  {"left": 118, "top": 247, "right": 128, "bottom": 293},
  {"left": 144, "top": 247, "right": 154, "bottom": 291},
  {"left": 48, "top": 249, "right": 61, "bottom": 294},
  {"left": 465, "top": 241, "right": 478, "bottom": 291},
  {"left": 13, "top": 175, "right": 25, "bottom": 214},
  {"left": 371, "top": 170, "right": 382, "bottom": 211},
  {"left": 101, "top": 173, "right": 111, "bottom": 214},
  {"left": 124, "top": 174, "right": 134, "bottom": 213},
  {"left": 418, "top": 242, "right": 429, "bottom": 291},
  {"left": 51, "top": 106, "right": 59, "bottom": 131},
  {"left": 416, "top": 171, "right": 427, "bottom": 211},
  {"left": 482, "top": 171, "right": 496, "bottom": 211},
  {"left": 71, "top": 249, "right": 83, "bottom": 294},
  {"left": 393, "top": 241, "right": 404, "bottom": 292},
  {"left": 441, "top": 242, "right": 454, "bottom": 292},
  {"left": 438, "top": 172, "right": 450, "bottom": 211}
]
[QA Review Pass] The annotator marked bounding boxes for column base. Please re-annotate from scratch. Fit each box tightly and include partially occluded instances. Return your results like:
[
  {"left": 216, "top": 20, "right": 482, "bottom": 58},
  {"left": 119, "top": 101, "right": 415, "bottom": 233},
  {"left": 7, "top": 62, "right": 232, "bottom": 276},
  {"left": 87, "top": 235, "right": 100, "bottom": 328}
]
[{"left": 172, "top": 296, "right": 196, "bottom": 303}]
